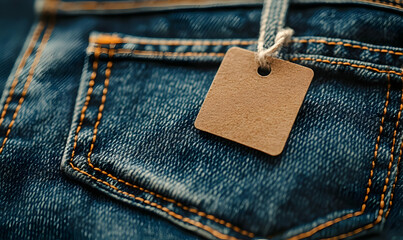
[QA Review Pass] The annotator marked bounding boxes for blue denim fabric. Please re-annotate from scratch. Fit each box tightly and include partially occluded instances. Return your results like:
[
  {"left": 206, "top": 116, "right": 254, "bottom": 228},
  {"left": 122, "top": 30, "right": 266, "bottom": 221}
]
[
  {"left": 0, "top": 0, "right": 35, "bottom": 95},
  {"left": 1, "top": 0, "right": 403, "bottom": 240}
]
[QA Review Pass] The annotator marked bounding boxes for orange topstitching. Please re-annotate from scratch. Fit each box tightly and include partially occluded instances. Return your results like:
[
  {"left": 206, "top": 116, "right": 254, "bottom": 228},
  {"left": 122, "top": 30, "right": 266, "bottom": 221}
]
[
  {"left": 364, "top": 0, "right": 403, "bottom": 9},
  {"left": 291, "top": 57, "right": 402, "bottom": 76},
  {"left": 0, "top": 17, "right": 56, "bottom": 154},
  {"left": 0, "top": 21, "right": 45, "bottom": 131},
  {"left": 292, "top": 39, "right": 403, "bottom": 57},
  {"left": 90, "top": 34, "right": 257, "bottom": 46},
  {"left": 374, "top": 0, "right": 402, "bottom": 6},
  {"left": 69, "top": 162, "right": 241, "bottom": 240},
  {"left": 385, "top": 118, "right": 403, "bottom": 219},
  {"left": 88, "top": 46, "right": 227, "bottom": 57},
  {"left": 0, "top": 0, "right": 58, "bottom": 154}
]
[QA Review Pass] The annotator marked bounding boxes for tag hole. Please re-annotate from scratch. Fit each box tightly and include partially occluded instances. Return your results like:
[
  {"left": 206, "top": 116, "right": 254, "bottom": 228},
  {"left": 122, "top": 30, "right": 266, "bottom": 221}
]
[{"left": 257, "top": 66, "right": 271, "bottom": 76}]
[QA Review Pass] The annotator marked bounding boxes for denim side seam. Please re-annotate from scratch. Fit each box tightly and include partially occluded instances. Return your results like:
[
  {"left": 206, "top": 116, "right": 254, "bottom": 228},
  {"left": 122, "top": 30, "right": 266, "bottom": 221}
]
[
  {"left": 0, "top": 2, "right": 57, "bottom": 155},
  {"left": 0, "top": 22, "right": 45, "bottom": 152}
]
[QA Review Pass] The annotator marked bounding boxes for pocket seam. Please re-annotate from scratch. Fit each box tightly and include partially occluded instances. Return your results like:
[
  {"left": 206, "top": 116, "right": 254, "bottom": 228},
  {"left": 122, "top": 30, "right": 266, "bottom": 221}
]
[
  {"left": 291, "top": 57, "right": 403, "bottom": 76},
  {"left": 90, "top": 34, "right": 257, "bottom": 46},
  {"left": 93, "top": 47, "right": 227, "bottom": 57}
]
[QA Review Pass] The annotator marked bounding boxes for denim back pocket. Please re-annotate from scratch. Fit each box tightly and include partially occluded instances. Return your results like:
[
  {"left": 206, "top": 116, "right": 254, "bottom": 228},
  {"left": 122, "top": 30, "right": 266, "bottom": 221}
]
[{"left": 61, "top": 31, "right": 403, "bottom": 240}]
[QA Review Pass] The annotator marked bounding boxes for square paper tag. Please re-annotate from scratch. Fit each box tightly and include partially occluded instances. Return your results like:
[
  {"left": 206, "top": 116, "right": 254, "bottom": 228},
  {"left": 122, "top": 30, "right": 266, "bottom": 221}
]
[{"left": 194, "top": 47, "right": 313, "bottom": 155}]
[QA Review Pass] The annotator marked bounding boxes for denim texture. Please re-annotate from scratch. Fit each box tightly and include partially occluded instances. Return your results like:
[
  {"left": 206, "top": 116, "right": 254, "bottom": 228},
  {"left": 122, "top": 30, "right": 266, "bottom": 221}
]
[
  {"left": 1, "top": 0, "right": 403, "bottom": 240},
  {"left": 0, "top": 0, "right": 35, "bottom": 95}
]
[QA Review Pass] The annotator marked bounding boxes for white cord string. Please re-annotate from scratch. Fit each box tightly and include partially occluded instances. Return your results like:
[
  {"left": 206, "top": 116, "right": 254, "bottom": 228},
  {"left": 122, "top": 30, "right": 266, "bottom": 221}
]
[{"left": 256, "top": 28, "right": 294, "bottom": 70}]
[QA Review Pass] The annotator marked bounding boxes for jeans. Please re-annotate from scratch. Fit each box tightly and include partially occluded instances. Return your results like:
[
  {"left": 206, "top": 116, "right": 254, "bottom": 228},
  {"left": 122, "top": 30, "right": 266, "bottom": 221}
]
[{"left": 0, "top": 0, "right": 402, "bottom": 239}]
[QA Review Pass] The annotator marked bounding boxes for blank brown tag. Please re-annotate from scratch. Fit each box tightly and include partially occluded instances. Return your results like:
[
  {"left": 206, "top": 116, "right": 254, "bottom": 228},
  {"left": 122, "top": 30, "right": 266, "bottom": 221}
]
[{"left": 194, "top": 47, "right": 313, "bottom": 155}]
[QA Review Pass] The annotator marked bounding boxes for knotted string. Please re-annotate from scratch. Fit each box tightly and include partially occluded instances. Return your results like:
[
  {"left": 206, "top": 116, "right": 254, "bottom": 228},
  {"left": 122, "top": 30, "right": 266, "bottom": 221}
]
[{"left": 256, "top": 28, "right": 294, "bottom": 70}]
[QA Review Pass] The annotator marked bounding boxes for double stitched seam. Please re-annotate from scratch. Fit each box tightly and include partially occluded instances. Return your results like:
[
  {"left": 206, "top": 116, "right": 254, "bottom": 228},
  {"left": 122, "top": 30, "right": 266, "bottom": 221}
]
[
  {"left": 292, "top": 39, "right": 403, "bottom": 57},
  {"left": 319, "top": 73, "right": 403, "bottom": 240},
  {"left": 91, "top": 39, "right": 257, "bottom": 46},
  {"left": 0, "top": 15, "right": 56, "bottom": 154},
  {"left": 385, "top": 84, "right": 403, "bottom": 219},
  {"left": 69, "top": 164, "right": 242, "bottom": 240},
  {"left": 0, "top": 21, "right": 45, "bottom": 139},
  {"left": 69, "top": 46, "right": 254, "bottom": 240},
  {"left": 290, "top": 57, "right": 402, "bottom": 76},
  {"left": 112, "top": 49, "right": 226, "bottom": 57}
]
